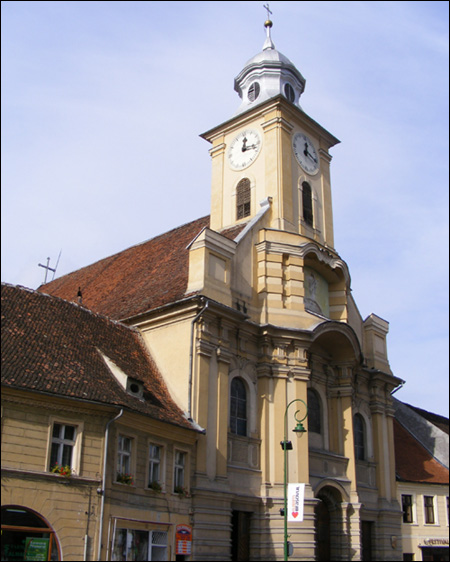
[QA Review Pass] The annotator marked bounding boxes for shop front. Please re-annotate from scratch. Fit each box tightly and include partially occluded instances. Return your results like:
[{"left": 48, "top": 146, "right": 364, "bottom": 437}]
[{"left": 1, "top": 506, "right": 60, "bottom": 561}]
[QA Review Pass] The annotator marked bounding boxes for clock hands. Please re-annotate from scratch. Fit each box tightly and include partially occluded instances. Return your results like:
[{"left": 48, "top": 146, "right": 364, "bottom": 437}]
[
  {"left": 303, "top": 142, "right": 317, "bottom": 163},
  {"left": 242, "top": 136, "right": 259, "bottom": 152}
]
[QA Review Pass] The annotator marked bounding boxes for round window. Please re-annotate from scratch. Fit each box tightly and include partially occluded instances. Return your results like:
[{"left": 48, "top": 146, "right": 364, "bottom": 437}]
[{"left": 247, "top": 82, "right": 260, "bottom": 102}]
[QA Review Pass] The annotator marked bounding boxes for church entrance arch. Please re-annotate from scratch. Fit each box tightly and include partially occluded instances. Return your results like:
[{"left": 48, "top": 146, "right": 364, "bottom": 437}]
[
  {"left": 1, "top": 505, "right": 60, "bottom": 561},
  {"left": 314, "top": 486, "right": 344, "bottom": 561}
]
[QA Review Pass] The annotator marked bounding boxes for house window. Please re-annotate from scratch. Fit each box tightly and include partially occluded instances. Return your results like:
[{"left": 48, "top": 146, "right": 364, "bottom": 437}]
[
  {"left": 112, "top": 528, "right": 168, "bottom": 561},
  {"left": 236, "top": 178, "right": 251, "bottom": 220},
  {"left": 148, "top": 444, "right": 162, "bottom": 489},
  {"left": 230, "top": 377, "right": 247, "bottom": 436},
  {"left": 354, "top": 413, "right": 366, "bottom": 461},
  {"left": 302, "top": 181, "right": 313, "bottom": 226},
  {"left": 50, "top": 423, "right": 76, "bottom": 471},
  {"left": 402, "top": 494, "right": 414, "bottom": 523},
  {"left": 424, "top": 496, "right": 435, "bottom": 524},
  {"left": 174, "top": 450, "right": 187, "bottom": 493},
  {"left": 117, "top": 435, "right": 133, "bottom": 483},
  {"left": 307, "top": 388, "right": 321, "bottom": 434}
]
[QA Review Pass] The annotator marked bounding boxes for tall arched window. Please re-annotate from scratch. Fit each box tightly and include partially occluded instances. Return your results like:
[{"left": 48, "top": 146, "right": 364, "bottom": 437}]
[
  {"left": 307, "top": 388, "right": 322, "bottom": 434},
  {"left": 236, "top": 178, "right": 251, "bottom": 220},
  {"left": 302, "top": 181, "right": 313, "bottom": 226},
  {"left": 230, "top": 378, "right": 247, "bottom": 436},
  {"left": 353, "top": 413, "right": 366, "bottom": 460}
]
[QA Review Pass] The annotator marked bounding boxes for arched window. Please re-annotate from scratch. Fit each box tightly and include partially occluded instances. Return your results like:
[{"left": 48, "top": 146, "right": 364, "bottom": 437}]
[
  {"left": 230, "top": 378, "right": 247, "bottom": 436},
  {"left": 1, "top": 506, "right": 60, "bottom": 560},
  {"left": 353, "top": 413, "right": 366, "bottom": 461},
  {"left": 307, "top": 388, "right": 322, "bottom": 434},
  {"left": 302, "top": 181, "right": 313, "bottom": 226},
  {"left": 236, "top": 178, "right": 251, "bottom": 220}
]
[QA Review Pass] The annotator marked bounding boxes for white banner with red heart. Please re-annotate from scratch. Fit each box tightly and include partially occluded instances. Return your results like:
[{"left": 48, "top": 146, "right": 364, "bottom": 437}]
[{"left": 287, "top": 483, "right": 305, "bottom": 522}]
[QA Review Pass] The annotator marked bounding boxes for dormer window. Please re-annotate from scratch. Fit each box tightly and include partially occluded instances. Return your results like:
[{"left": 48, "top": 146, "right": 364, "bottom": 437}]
[
  {"left": 236, "top": 178, "right": 251, "bottom": 220},
  {"left": 126, "top": 378, "right": 144, "bottom": 399}
]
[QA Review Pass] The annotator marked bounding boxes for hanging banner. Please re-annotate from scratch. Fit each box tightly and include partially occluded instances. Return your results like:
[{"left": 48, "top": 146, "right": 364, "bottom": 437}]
[{"left": 287, "top": 483, "right": 305, "bottom": 522}]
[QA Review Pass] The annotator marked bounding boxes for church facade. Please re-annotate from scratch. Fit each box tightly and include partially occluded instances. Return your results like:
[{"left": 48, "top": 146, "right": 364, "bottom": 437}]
[{"left": 38, "top": 18, "right": 404, "bottom": 561}]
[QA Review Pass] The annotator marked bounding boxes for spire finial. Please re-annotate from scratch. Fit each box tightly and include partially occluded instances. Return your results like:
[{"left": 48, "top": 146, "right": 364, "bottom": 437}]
[{"left": 262, "top": 3, "right": 275, "bottom": 50}]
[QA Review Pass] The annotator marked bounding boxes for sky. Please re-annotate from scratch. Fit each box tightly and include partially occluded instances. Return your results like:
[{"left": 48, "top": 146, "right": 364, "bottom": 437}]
[{"left": 2, "top": 1, "right": 449, "bottom": 416}]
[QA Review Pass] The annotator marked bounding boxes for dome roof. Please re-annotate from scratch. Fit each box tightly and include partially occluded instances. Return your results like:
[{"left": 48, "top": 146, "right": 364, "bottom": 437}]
[{"left": 234, "top": 20, "right": 306, "bottom": 116}]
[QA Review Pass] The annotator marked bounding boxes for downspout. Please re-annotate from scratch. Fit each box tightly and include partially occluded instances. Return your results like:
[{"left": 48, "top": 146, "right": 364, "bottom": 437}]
[
  {"left": 97, "top": 408, "right": 123, "bottom": 561},
  {"left": 391, "top": 380, "right": 405, "bottom": 395},
  {"left": 188, "top": 299, "right": 209, "bottom": 420}
]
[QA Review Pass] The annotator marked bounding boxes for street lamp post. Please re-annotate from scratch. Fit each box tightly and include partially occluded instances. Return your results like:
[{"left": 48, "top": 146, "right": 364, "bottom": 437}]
[{"left": 280, "top": 398, "right": 308, "bottom": 561}]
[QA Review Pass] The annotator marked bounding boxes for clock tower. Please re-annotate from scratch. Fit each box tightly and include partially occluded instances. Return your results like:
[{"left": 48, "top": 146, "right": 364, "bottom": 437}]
[{"left": 202, "top": 18, "right": 339, "bottom": 250}]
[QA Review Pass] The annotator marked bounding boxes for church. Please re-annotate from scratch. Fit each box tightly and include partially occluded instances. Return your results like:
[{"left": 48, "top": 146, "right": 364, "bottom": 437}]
[{"left": 18, "top": 15, "right": 407, "bottom": 561}]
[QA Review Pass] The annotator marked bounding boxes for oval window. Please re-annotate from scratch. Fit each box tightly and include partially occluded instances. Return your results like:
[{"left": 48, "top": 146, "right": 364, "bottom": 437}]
[{"left": 247, "top": 82, "right": 260, "bottom": 102}]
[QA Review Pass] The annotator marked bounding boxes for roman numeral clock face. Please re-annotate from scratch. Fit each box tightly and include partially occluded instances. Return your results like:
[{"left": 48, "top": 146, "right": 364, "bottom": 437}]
[
  {"left": 293, "top": 132, "right": 319, "bottom": 175},
  {"left": 228, "top": 129, "right": 262, "bottom": 170}
]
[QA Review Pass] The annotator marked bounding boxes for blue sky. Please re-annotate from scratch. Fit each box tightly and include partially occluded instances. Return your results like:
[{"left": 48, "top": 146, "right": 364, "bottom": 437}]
[{"left": 2, "top": 1, "right": 449, "bottom": 416}]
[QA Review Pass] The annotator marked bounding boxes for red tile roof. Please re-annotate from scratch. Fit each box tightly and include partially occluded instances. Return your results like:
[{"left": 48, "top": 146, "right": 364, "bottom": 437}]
[
  {"left": 39, "top": 216, "right": 211, "bottom": 320},
  {"left": 39, "top": 216, "right": 247, "bottom": 321},
  {"left": 1, "top": 283, "right": 194, "bottom": 430},
  {"left": 394, "top": 418, "right": 449, "bottom": 484}
]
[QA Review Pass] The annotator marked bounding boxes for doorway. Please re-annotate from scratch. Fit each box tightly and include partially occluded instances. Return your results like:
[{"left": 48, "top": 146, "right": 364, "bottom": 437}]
[
  {"left": 314, "top": 499, "right": 331, "bottom": 561},
  {"left": 231, "top": 510, "right": 251, "bottom": 561}
]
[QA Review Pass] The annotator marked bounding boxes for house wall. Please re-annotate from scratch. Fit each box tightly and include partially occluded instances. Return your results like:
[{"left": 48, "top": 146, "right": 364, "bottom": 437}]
[
  {"left": 1, "top": 389, "right": 197, "bottom": 561},
  {"left": 398, "top": 482, "right": 449, "bottom": 561}
]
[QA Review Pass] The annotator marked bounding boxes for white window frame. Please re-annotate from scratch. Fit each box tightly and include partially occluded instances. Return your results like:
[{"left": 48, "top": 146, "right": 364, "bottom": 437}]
[
  {"left": 116, "top": 432, "right": 136, "bottom": 485},
  {"left": 423, "top": 494, "right": 438, "bottom": 525},
  {"left": 173, "top": 449, "right": 189, "bottom": 494},
  {"left": 401, "top": 493, "right": 416, "bottom": 524},
  {"left": 147, "top": 441, "right": 165, "bottom": 491},
  {"left": 111, "top": 527, "right": 168, "bottom": 561},
  {"left": 47, "top": 417, "right": 83, "bottom": 475}
]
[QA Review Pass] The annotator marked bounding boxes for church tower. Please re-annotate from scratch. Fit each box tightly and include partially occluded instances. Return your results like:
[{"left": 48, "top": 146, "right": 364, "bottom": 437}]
[{"left": 202, "top": 18, "right": 338, "bottom": 249}]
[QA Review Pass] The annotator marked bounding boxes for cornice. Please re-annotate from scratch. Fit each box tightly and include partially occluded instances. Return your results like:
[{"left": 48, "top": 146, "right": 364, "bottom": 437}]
[{"left": 256, "top": 238, "right": 350, "bottom": 285}]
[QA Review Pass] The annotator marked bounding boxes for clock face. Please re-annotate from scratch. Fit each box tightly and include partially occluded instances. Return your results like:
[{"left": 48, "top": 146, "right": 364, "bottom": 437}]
[
  {"left": 228, "top": 129, "right": 262, "bottom": 170},
  {"left": 292, "top": 132, "right": 319, "bottom": 175}
]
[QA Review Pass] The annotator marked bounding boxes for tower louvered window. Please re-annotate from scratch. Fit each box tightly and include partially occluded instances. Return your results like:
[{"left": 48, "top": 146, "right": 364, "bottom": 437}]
[
  {"left": 236, "top": 178, "right": 251, "bottom": 220},
  {"left": 302, "top": 181, "right": 313, "bottom": 226}
]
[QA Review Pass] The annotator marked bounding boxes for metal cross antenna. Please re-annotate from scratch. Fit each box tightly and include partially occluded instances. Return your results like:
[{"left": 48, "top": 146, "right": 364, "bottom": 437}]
[{"left": 263, "top": 3, "right": 272, "bottom": 19}]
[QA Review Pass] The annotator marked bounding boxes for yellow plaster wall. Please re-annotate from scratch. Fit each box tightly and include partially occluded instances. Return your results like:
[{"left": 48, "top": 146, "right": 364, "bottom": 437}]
[{"left": 140, "top": 318, "right": 192, "bottom": 413}]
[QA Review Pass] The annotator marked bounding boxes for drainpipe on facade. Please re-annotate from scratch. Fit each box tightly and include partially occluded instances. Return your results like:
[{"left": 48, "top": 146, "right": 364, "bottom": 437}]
[
  {"left": 97, "top": 408, "right": 123, "bottom": 561},
  {"left": 391, "top": 380, "right": 405, "bottom": 395},
  {"left": 188, "top": 299, "right": 209, "bottom": 420}
]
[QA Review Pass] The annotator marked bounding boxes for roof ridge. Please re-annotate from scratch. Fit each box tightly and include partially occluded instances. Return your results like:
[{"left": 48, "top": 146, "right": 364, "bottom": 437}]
[{"left": 39, "top": 215, "right": 211, "bottom": 290}]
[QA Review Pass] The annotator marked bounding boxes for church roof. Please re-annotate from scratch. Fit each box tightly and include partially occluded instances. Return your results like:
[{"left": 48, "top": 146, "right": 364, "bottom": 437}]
[
  {"left": 38, "top": 216, "right": 246, "bottom": 321},
  {"left": 39, "top": 216, "right": 211, "bottom": 320},
  {"left": 393, "top": 418, "right": 449, "bottom": 484},
  {"left": 1, "top": 283, "right": 195, "bottom": 430}
]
